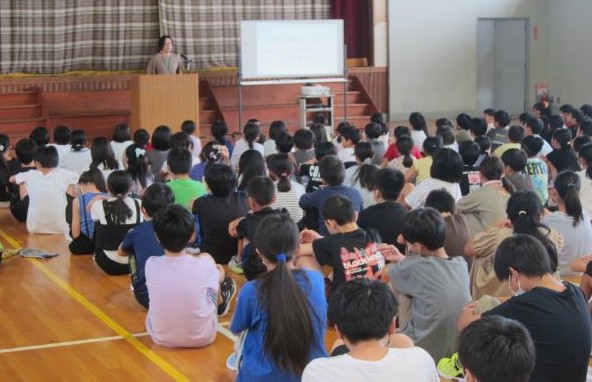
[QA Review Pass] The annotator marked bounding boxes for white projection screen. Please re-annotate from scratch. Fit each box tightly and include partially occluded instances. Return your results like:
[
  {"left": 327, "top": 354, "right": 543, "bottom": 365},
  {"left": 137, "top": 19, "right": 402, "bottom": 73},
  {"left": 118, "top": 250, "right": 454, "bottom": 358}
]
[{"left": 240, "top": 20, "right": 344, "bottom": 80}]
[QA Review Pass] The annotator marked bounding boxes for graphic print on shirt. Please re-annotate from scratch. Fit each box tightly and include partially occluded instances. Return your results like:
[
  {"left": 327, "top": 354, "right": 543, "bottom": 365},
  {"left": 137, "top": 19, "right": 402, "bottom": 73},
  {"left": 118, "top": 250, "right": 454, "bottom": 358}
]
[{"left": 339, "top": 242, "right": 385, "bottom": 281}]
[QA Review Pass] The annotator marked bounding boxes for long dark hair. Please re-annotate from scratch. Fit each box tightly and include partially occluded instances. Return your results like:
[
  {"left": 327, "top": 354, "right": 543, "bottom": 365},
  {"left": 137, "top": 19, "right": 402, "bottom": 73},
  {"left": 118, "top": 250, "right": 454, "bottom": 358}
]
[
  {"left": 90, "top": 137, "right": 120, "bottom": 170},
  {"left": 210, "top": 120, "right": 228, "bottom": 146},
  {"left": 266, "top": 153, "right": 292, "bottom": 192},
  {"left": 353, "top": 142, "right": 377, "bottom": 191},
  {"left": 104, "top": 171, "right": 133, "bottom": 225},
  {"left": 554, "top": 170, "right": 584, "bottom": 227},
  {"left": 552, "top": 128, "right": 580, "bottom": 170},
  {"left": 255, "top": 214, "right": 314, "bottom": 375},
  {"left": 396, "top": 136, "right": 414, "bottom": 168},
  {"left": 243, "top": 122, "right": 260, "bottom": 150},
  {"left": 78, "top": 167, "right": 107, "bottom": 193},
  {"left": 578, "top": 143, "right": 592, "bottom": 179},
  {"left": 507, "top": 191, "right": 558, "bottom": 272},
  {"left": 125, "top": 143, "right": 150, "bottom": 188},
  {"left": 238, "top": 150, "right": 265, "bottom": 191},
  {"left": 0, "top": 135, "right": 8, "bottom": 186}
]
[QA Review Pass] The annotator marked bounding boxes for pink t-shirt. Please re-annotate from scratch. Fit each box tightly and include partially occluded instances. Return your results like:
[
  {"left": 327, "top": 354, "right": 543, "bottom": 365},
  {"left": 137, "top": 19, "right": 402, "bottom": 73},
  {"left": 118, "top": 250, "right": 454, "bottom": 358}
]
[{"left": 145, "top": 254, "right": 219, "bottom": 347}]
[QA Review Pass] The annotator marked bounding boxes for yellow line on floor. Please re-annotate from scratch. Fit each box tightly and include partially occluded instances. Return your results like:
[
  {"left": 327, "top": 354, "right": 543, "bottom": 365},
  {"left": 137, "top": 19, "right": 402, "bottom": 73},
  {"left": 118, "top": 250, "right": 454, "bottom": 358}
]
[{"left": 0, "top": 228, "right": 189, "bottom": 382}]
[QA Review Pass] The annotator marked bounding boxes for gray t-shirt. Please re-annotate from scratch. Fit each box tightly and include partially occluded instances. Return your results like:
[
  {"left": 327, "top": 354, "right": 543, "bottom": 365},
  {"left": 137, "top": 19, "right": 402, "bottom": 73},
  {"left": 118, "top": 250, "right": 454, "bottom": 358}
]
[
  {"left": 389, "top": 255, "right": 471, "bottom": 361},
  {"left": 543, "top": 211, "right": 592, "bottom": 276}
]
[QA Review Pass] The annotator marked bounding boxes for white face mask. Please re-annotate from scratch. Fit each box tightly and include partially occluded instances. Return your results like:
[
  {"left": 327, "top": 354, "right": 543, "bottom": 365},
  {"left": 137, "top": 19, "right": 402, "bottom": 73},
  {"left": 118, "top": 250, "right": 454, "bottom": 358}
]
[{"left": 509, "top": 275, "right": 525, "bottom": 296}]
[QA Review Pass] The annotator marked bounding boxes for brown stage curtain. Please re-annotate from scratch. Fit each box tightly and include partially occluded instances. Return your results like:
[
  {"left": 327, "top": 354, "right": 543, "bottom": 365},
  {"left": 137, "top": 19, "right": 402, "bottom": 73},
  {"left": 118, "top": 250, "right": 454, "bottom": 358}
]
[{"left": 331, "top": 0, "right": 371, "bottom": 62}]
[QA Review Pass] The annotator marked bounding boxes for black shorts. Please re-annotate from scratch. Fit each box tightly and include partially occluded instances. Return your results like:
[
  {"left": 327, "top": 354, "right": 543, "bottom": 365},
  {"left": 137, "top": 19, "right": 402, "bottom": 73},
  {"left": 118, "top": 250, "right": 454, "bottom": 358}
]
[{"left": 94, "top": 250, "right": 129, "bottom": 275}]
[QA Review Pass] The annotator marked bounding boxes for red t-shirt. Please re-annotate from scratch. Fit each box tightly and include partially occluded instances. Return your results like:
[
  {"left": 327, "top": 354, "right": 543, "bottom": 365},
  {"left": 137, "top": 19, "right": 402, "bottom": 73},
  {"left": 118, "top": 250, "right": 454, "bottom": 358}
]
[{"left": 383, "top": 144, "right": 423, "bottom": 161}]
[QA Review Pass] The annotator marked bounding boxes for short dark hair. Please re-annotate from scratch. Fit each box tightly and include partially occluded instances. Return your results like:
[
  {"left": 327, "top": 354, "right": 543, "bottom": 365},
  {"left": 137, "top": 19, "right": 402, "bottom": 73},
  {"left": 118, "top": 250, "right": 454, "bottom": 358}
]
[
  {"left": 436, "top": 118, "right": 453, "bottom": 129},
  {"left": 70, "top": 129, "right": 87, "bottom": 151},
  {"left": 53, "top": 125, "right": 71, "bottom": 145},
  {"left": 458, "top": 316, "right": 535, "bottom": 382},
  {"left": 322, "top": 194, "right": 356, "bottom": 226},
  {"left": 479, "top": 155, "right": 504, "bottom": 180},
  {"left": 525, "top": 117, "right": 544, "bottom": 135},
  {"left": 401, "top": 207, "right": 446, "bottom": 250},
  {"left": 581, "top": 104, "right": 592, "bottom": 118},
  {"left": 519, "top": 112, "right": 532, "bottom": 125},
  {"left": 483, "top": 108, "right": 496, "bottom": 117},
  {"left": 374, "top": 168, "right": 405, "bottom": 201},
  {"left": 328, "top": 279, "right": 398, "bottom": 344},
  {"left": 211, "top": 120, "right": 229, "bottom": 142},
  {"left": 78, "top": 168, "right": 107, "bottom": 193},
  {"left": 169, "top": 131, "right": 191, "bottom": 150},
  {"left": 30, "top": 126, "right": 50, "bottom": 146},
  {"left": 422, "top": 137, "right": 442, "bottom": 157},
  {"left": 205, "top": 163, "right": 236, "bottom": 197},
  {"left": 521, "top": 135, "right": 543, "bottom": 157},
  {"left": 142, "top": 183, "right": 174, "bottom": 217},
  {"left": 393, "top": 125, "right": 411, "bottom": 139},
  {"left": 158, "top": 35, "right": 173, "bottom": 51},
  {"left": 459, "top": 141, "right": 481, "bottom": 166},
  {"left": 133, "top": 129, "right": 150, "bottom": 146},
  {"left": 151, "top": 125, "right": 171, "bottom": 151},
  {"left": 430, "top": 148, "right": 464, "bottom": 183},
  {"left": 15, "top": 138, "right": 37, "bottom": 164},
  {"left": 501, "top": 149, "right": 527, "bottom": 172},
  {"left": 167, "top": 148, "right": 192, "bottom": 174},
  {"left": 475, "top": 135, "right": 492, "bottom": 155},
  {"left": 294, "top": 129, "right": 315, "bottom": 150},
  {"left": 560, "top": 104, "right": 575, "bottom": 114},
  {"left": 425, "top": 189, "right": 456, "bottom": 213},
  {"left": 508, "top": 125, "right": 525, "bottom": 143},
  {"left": 574, "top": 135, "right": 592, "bottom": 153},
  {"left": 470, "top": 117, "right": 488, "bottom": 137},
  {"left": 364, "top": 123, "right": 383, "bottom": 139},
  {"left": 34, "top": 145, "right": 59, "bottom": 168},
  {"left": 268, "top": 120, "right": 287, "bottom": 141},
  {"left": 319, "top": 155, "right": 345, "bottom": 186},
  {"left": 340, "top": 126, "right": 361, "bottom": 144},
  {"left": 112, "top": 124, "right": 131, "bottom": 143},
  {"left": 275, "top": 132, "right": 294, "bottom": 154},
  {"left": 409, "top": 112, "right": 427, "bottom": 132},
  {"left": 494, "top": 234, "right": 553, "bottom": 280},
  {"left": 153, "top": 204, "right": 194, "bottom": 253},
  {"left": 246, "top": 176, "right": 275, "bottom": 206},
  {"left": 180, "top": 120, "right": 196, "bottom": 135},
  {"left": 456, "top": 113, "right": 472, "bottom": 130},
  {"left": 314, "top": 141, "right": 337, "bottom": 160},
  {"left": 494, "top": 110, "right": 511, "bottom": 127}
]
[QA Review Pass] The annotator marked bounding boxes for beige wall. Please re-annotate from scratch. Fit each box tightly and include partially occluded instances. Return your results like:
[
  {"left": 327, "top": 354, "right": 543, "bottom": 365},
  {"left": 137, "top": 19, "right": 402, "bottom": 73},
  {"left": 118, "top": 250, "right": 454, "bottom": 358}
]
[{"left": 387, "top": 0, "right": 549, "bottom": 119}]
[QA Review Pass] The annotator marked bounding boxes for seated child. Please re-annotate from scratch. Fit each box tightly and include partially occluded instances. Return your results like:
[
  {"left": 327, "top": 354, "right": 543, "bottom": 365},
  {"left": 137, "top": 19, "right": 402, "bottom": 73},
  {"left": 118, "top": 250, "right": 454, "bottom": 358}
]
[
  {"left": 387, "top": 207, "right": 471, "bottom": 361},
  {"left": 69, "top": 168, "right": 107, "bottom": 254},
  {"left": 230, "top": 213, "right": 327, "bottom": 381},
  {"left": 493, "top": 125, "right": 525, "bottom": 158},
  {"left": 181, "top": 119, "right": 202, "bottom": 159},
  {"left": 9, "top": 138, "right": 37, "bottom": 222},
  {"left": 146, "top": 204, "right": 236, "bottom": 347},
  {"left": 364, "top": 122, "right": 386, "bottom": 165},
  {"left": 192, "top": 163, "right": 248, "bottom": 264},
  {"left": 59, "top": 129, "right": 92, "bottom": 175},
  {"left": 302, "top": 279, "right": 438, "bottom": 382},
  {"left": 298, "top": 141, "right": 337, "bottom": 193},
  {"left": 387, "top": 137, "right": 416, "bottom": 181},
  {"left": 119, "top": 183, "right": 174, "bottom": 309},
  {"left": 501, "top": 148, "right": 534, "bottom": 193},
  {"left": 406, "top": 137, "right": 442, "bottom": 184},
  {"left": 337, "top": 126, "right": 361, "bottom": 167},
  {"left": 90, "top": 171, "right": 143, "bottom": 275},
  {"left": 110, "top": 123, "right": 134, "bottom": 162},
  {"left": 293, "top": 128, "right": 316, "bottom": 168},
  {"left": 454, "top": 316, "right": 535, "bottom": 382},
  {"left": 297, "top": 194, "right": 385, "bottom": 296},
  {"left": 382, "top": 125, "right": 422, "bottom": 167},
  {"left": 166, "top": 147, "right": 206, "bottom": 209},
  {"left": 267, "top": 153, "right": 305, "bottom": 223},
  {"left": 344, "top": 142, "right": 379, "bottom": 209},
  {"left": 11, "top": 145, "right": 78, "bottom": 234},
  {"left": 357, "top": 168, "right": 407, "bottom": 251},
  {"left": 458, "top": 140, "right": 482, "bottom": 196},
  {"left": 189, "top": 141, "right": 227, "bottom": 183},
  {"left": 228, "top": 176, "right": 289, "bottom": 278},
  {"left": 522, "top": 136, "right": 549, "bottom": 204},
  {"left": 299, "top": 155, "right": 363, "bottom": 235}
]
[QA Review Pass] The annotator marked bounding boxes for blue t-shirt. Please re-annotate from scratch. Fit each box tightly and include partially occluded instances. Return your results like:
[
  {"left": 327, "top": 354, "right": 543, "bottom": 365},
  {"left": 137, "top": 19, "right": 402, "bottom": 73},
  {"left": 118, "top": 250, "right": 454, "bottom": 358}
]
[
  {"left": 299, "top": 185, "right": 363, "bottom": 236},
  {"left": 78, "top": 192, "right": 105, "bottom": 238},
  {"left": 120, "top": 221, "right": 164, "bottom": 298},
  {"left": 230, "top": 269, "right": 328, "bottom": 382}
]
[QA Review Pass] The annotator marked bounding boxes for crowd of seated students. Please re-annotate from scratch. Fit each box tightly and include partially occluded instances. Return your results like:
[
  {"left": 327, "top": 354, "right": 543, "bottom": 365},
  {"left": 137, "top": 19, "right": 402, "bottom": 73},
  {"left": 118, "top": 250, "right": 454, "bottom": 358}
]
[{"left": 3, "top": 103, "right": 592, "bottom": 382}]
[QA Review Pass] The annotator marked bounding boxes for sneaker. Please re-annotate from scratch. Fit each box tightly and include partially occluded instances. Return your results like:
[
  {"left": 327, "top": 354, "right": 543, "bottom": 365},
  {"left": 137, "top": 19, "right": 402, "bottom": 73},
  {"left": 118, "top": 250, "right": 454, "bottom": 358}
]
[
  {"left": 218, "top": 277, "right": 237, "bottom": 317},
  {"left": 226, "top": 352, "right": 239, "bottom": 372},
  {"left": 185, "top": 242, "right": 201, "bottom": 255},
  {"left": 437, "top": 352, "right": 465, "bottom": 381},
  {"left": 228, "top": 256, "right": 243, "bottom": 275}
]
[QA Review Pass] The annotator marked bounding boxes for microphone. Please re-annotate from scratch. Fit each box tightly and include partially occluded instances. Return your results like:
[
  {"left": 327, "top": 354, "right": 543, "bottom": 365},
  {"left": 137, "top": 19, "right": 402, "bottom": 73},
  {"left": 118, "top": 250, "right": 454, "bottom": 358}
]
[{"left": 180, "top": 54, "right": 193, "bottom": 62}]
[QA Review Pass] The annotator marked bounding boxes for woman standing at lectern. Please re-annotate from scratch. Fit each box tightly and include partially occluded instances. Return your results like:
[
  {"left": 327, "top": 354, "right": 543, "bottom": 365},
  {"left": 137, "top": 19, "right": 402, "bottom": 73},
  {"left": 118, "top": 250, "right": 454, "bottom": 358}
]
[{"left": 146, "top": 35, "right": 182, "bottom": 74}]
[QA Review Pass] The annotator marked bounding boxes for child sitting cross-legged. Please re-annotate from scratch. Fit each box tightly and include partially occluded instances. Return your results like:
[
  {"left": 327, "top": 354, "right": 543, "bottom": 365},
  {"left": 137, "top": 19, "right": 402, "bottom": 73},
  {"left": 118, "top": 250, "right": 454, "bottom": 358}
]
[
  {"left": 118, "top": 183, "right": 174, "bottom": 309},
  {"left": 302, "top": 279, "right": 439, "bottom": 382},
  {"left": 297, "top": 194, "right": 388, "bottom": 296},
  {"left": 146, "top": 204, "right": 236, "bottom": 347}
]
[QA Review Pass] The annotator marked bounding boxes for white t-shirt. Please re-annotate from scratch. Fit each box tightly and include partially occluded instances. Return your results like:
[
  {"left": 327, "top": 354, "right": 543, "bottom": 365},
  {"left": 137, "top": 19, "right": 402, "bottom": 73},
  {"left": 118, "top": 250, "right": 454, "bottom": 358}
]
[
  {"left": 230, "top": 139, "right": 265, "bottom": 172},
  {"left": 578, "top": 170, "right": 592, "bottom": 217},
  {"left": 410, "top": 130, "right": 427, "bottom": 151},
  {"left": 188, "top": 135, "right": 202, "bottom": 158},
  {"left": 15, "top": 168, "right": 79, "bottom": 234},
  {"left": 302, "top": 347, "right": 439, "bottom": 382},
  {"left": 48, "top": 143, "right": 71, "bottom": 162},
  {"left": 338, "top": 147, "right": 356, "bottom": 164},
  {"left": 90, "top": 196, "right": 142, "bottom": 264},
  {"left": 405, "top": 178, "right": 462, "bottom": 209},
  {"left": 110, "top": 140, "right": 134, "bottom": 163},
  {"left": 60, "top": 148, "right": 92, "bottom": 175},
  {"left": 145, "top": 254, "right": 219, "bottom": 348}
]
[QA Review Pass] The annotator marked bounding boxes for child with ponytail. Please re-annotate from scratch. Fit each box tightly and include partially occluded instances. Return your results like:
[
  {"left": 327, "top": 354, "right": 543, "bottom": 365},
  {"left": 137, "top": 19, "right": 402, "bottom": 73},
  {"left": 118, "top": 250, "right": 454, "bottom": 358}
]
[
  {"left": 230, "top": 213, "right": 327, "bottom": 381},
  {"left": 90, "top": 170, "right": 143, "bottom": 275},
  {"left": 388, "top": 136, "right": 416, "bottom": 181},
  {"left": 546, "top": 128, "right": 580, "bottom": 179},
  {"left": 267, "top": 153, "right": 305, "bottom": 223},
  {"left": 230, "top": 121, "right": 264, "bottom": 171},
  {"left": 125, "top": 143, "right": 153, "bottom": 198},
  {"left": 543, "top": 170, "right": 592, "bottom": 276},
  {"left": 344, "top": 142, "right": 379, "bottom": 208}
]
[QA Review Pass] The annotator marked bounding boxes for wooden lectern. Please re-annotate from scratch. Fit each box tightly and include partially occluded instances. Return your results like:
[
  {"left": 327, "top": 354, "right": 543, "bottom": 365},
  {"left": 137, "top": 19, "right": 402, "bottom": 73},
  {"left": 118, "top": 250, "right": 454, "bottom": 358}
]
[{"left": 130, "top": 74, "right": 199, "bottom": 134}]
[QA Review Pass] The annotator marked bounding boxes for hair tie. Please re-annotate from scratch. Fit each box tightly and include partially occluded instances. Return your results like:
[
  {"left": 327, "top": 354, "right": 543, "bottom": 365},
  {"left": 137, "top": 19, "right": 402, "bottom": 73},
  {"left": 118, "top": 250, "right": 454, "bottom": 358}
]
[
  {"left": 0, "top": 144, "right": 4, "bottom": 152},
  {"left": 135, "top": 147, "right": 146, "bottom": 158},
  {"left": 567, "top": 183, "right": 576, "bottom": 189},
  {"left": 362, "top": 158, "right": 373, "bottom": 165},
  {"left": 280, "top": 173, "right": 288, "bottom": 178},
  {"left": 276, "top": 254, "right": 287, "bottom": 262},
  {"left": 518, "top": 210, "right": 527, "bottom": 216}
]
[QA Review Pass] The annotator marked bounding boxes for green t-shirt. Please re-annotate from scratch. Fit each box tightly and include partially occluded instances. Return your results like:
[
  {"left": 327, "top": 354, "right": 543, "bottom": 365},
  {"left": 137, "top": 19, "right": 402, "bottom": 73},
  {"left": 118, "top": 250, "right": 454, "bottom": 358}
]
[{"left": 167, "top": 178, "right": 207, "bottom": 209}]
